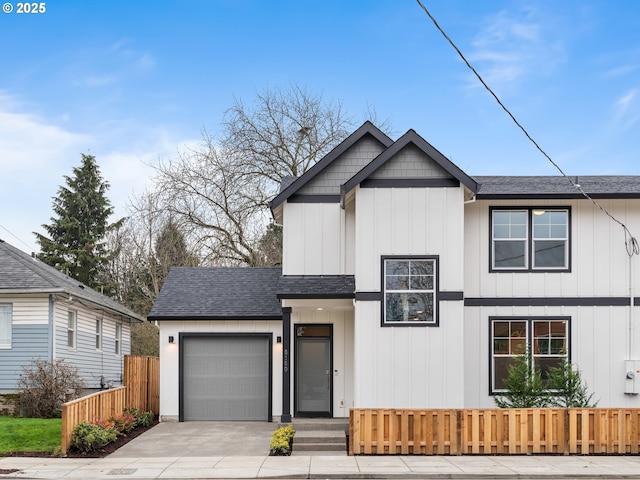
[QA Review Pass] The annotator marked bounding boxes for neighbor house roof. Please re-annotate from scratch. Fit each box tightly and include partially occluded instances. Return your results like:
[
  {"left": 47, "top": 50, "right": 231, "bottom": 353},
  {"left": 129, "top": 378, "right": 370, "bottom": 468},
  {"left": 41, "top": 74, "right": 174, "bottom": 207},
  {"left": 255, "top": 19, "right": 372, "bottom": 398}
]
[
  {"left": 148, "top": 266, "right": 283, "bottom": 321},
  {"left": 0, "top": 239, "right": 143, "bottom": 322},
  {"left": 277, "top": 275, "right": 355, "bottom": 299},
  {"left": 475, "top": 176, "right": 640, "bottom": 199}
]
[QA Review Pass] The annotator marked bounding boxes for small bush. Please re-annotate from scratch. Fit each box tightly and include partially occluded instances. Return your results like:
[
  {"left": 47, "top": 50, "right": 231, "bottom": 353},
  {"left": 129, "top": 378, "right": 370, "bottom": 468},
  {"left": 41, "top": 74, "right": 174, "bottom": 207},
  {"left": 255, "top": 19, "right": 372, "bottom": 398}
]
[
  {"left": 18, "top": 359, "right": 85, "bottom": 418},
  {"left": 270, "top": 425, "right": 295, "bottom": 455},
  {"left": 70, "top": 421, "right": 117, "bottom": 453},
  {"left": 124, "top": 407, "right": 155, "bottom": 428},
  {"left": 110, "top": 413, "right": 137, "bottom": 434}
]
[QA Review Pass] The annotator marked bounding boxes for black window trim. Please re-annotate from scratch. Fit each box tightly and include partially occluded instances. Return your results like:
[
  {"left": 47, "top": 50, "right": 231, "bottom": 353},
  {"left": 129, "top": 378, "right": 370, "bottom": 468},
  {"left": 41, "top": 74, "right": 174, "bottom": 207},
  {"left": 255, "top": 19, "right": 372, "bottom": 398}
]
[
  {"left": 488, "top": 315, "right": 571, "bottom": 396},
  {"left": 380, "top": 255, "right": 439, "bottom": 327},
  {"left": 489, "top": 206, "right": 572, "bottom": 273}
]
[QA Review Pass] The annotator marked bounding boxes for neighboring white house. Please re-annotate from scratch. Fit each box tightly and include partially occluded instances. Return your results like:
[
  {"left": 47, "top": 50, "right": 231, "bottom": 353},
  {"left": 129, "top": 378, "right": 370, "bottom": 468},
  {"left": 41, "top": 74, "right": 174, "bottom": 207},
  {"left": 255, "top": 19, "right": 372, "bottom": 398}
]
[
  {"left": 0, "top": 239, "right": 144, "bottom": 393},
  {"left": 149, "top": 122, "right": 640, "bottom": 422}
]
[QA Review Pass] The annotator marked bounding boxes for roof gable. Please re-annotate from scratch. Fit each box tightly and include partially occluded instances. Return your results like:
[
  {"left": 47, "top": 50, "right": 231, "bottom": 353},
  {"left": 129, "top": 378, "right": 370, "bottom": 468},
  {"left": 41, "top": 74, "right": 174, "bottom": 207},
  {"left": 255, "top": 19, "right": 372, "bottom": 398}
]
[
  {"left": 0, "top": 239, "right": 143, "bottom": 321},
  {"left": 148, "top": 266, "right": 283, "bottom": 320},
  {"left": 341, "top": 129, "right": 478, "bottom": 200},
  {"left": 269, "top": 121, "right": 393, "bottom": 212}
]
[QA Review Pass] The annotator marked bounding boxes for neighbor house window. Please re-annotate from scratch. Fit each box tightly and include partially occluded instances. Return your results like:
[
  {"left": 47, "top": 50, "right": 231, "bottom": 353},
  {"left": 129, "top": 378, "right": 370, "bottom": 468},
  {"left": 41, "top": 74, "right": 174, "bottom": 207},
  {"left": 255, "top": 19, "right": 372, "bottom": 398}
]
[
  {"left": 115, "top": 324, "right": 122, "bottom": 355},
  {"left": 491, "top": 208, "right": 569, "bottom": 271},
  {"left": 67, "top": 310, "right": 76, "bottom": 349},
  {"left": 0, "top": 304, "right": 12, "bottom": 348},
  {"left": 95, "top": 317, "right": 102, "bottom": 350},
  {"left": 490, "top": 317, "right": 569, "bottom": 393},
  {"left": 383, "top": 256, "right": 438, "bottom": 326}
]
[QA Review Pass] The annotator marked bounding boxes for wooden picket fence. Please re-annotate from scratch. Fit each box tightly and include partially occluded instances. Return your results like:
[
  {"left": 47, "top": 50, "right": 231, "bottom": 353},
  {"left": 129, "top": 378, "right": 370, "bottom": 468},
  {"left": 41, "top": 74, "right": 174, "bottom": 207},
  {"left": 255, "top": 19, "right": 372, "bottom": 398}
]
[
  {"left": 60, "top": 355, "right": 159, "bottom": 455},
  {"left": 350, "top": 408, "right": 640, "bottom": 455}
]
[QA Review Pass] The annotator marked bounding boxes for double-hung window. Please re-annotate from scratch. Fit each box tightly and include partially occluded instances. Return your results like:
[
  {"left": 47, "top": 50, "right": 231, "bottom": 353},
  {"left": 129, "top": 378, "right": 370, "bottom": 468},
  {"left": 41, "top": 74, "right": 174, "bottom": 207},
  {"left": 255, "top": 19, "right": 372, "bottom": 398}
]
[
  {"left": 115, "top": 324, "right": 122, "bottom": 355},
  {"left": 0, "top": 304, "right": 12, "bottom": 348},
  {"left": 490, "top": 317, "right": 569, "bottom": 393},
  {"left": 95, "top": 317, "right": 103, "bottom": 350},
  {"left": 67, "top": 310, "right": 76, "bottom": 349},
  {"left": 383, "top": 256, "right": 438, "bottom": 326},
  {"left": 491, "top": 208, "right": 570, "bottom": 271}
]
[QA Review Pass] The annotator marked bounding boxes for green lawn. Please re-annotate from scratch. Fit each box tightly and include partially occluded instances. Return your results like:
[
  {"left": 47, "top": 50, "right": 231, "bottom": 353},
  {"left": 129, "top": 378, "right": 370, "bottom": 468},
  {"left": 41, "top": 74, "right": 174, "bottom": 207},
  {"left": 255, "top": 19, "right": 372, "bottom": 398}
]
[{"left": 0, "top": 416, "right": 61, "bottom": 454}]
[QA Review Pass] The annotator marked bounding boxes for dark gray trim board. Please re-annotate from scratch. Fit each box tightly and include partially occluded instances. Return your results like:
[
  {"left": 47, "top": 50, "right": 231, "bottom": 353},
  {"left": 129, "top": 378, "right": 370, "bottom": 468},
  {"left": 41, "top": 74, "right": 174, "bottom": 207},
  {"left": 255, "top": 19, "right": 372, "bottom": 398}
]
[
  {"left": 466, "top": 297, "right": 634, "bottom": 307},
  {"left": 150, "top": 315, "right": 282, "bottom": 321},
  {"left": 361, "top": 178, "right": 460, "bottom": 188},
  {"left": 287, "top": 195, "right": 340, "bottom": 203},
  {"left": 355, "top": 291, "right": 463, "bottom": 301},
  {"left": 281, "top": 307, "right": 291, "bottom": 423}
]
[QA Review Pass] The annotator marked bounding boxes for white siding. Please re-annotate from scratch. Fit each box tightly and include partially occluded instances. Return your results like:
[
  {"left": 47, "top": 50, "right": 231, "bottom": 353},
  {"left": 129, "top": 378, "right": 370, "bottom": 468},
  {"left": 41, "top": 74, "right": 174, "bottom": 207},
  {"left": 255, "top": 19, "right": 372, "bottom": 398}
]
[
  {"left": 463, "top": 198, "right": 640, "bottom": 408},
  {"left": 353, "top": 186, "right": 466, "bottom": 407},
  {"left": 158, "top": 320, "right": 283, "bottom": 422},
  {"left": 282, "top": 203, "right": 344, "bottom": 275}
]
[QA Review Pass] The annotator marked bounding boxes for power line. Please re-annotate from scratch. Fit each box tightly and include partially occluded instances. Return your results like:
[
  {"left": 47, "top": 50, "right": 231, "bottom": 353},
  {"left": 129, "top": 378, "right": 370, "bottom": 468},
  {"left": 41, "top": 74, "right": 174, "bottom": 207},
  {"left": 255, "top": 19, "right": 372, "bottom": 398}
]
[
  {"left": 0, "top": 224, "right": 36, "bottom": 253},
  {"left": 414, "top": 0, "right": 639, "bottom": 257}
]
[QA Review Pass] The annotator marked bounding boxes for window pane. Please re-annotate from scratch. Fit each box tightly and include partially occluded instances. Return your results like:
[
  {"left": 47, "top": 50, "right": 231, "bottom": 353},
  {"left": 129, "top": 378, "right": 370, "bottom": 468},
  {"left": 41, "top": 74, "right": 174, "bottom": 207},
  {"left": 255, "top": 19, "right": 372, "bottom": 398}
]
[
  {"left": 386, "top": 275, "right": 409, "bottom": 290},
  {"left": 535, "top": 356, "right": 564, "bottom": 382},
  {"left": 511, "top": 225, "right": 527, "bottom": 238},
  {"left": 494, "top": 339, "right": 509, "bottom": 354},
  {"left": 549, "top": 211, "right": 567, "bottom": 224},
  {"left": 386, "top": 292, "right": 433, "bottom": 322},
  {"left": 533, "top": 321, "right": 550, "bottom": 337},
  {"left": 410, "top": 275, "right": 434, "bottom": 290},
  {"left": 510, "top": 338, "right": 527, "bottom": 355},
  {"left": 534, "top": 224, "right": 550, "bottom": 238},
  {"left": 534, "top": 240, "right": 565, "bottom": 267},
  {"left": 494, "top": 225, "right": 510, "bottom": 239},
  {"left": 410, "top": 261, "right": 433, "bottom": 275},
  {"left": 494, "top": 241, "right": 526, "bottom": 268},
  {"left": 0, "top": 305, "right": 11, "bottom": 345},
  {"left": 493, "top": 322, "right": 510, "bottom": 337},
  {"left": 494, "top": 357, "right": 516, "bottom": 390},
  {"left": 386, "top": 261, "right": 408, "bottom": 276},
  {"left": 550, "top": 225, "right": 566, "bottom": 238}
]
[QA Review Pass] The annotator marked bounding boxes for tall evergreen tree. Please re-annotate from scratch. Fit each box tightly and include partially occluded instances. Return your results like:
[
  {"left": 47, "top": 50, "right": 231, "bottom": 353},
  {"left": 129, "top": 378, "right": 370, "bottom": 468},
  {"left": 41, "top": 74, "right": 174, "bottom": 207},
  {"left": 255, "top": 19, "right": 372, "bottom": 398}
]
[{"left": 35, "top": 154, "right": 116, "bottom": 290}]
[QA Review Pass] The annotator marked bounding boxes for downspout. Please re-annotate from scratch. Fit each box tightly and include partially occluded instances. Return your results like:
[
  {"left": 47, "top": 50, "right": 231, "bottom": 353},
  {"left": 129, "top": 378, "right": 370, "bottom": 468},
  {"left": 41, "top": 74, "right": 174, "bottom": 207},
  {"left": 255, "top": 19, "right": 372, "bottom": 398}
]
[{"left": 48, "top": 294, "right": 54, "bottom": 362}]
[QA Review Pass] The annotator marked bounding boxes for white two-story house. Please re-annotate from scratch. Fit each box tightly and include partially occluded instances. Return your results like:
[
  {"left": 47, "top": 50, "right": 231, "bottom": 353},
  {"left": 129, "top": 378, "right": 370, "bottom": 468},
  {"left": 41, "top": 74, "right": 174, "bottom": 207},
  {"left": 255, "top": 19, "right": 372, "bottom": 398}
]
[{"left": 149, "top": 122, "right": 640, "bottom": 422}]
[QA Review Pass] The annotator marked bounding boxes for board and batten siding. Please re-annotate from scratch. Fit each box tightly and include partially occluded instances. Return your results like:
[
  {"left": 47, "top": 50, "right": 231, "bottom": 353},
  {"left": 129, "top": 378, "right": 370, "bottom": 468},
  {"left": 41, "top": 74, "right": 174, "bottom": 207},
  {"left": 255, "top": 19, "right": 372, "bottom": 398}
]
[
  {"left": 0, "top": 295, "right": 50, "bottom": 391},
  {"left": 352, "top": 185, "right": 466, "bottom": 408},
  {"left": 282, "top": 202, "right": 345, "bottom": 275},
  {"left": 463, "top": 199, "right": 640, "bottom": 408},
  {"left": 54, "top": 301, "right": 131, "bottom": 389},
  {"left": 158, "top": 320, "right": 283, "bottom": 422}
]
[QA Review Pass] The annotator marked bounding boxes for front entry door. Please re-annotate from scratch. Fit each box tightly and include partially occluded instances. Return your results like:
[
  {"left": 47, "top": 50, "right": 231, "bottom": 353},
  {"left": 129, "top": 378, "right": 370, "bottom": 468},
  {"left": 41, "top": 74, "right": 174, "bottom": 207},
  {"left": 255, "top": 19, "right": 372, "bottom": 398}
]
[{"left": 295, "top": 324, "right": 332, "bottom": 417}]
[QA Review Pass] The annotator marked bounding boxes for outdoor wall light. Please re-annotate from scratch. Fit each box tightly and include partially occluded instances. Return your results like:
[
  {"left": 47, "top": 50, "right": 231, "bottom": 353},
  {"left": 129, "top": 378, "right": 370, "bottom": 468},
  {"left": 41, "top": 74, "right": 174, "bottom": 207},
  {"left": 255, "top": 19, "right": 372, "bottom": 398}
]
[
  {"left": 532, "top": 209, "right": 546, "bottom": 216},
  {"left": 276, "top": 336, "right": 282, "bottom": 344},
  {"left": 168, "top": 335, "right": 174, "bottom": 344}
]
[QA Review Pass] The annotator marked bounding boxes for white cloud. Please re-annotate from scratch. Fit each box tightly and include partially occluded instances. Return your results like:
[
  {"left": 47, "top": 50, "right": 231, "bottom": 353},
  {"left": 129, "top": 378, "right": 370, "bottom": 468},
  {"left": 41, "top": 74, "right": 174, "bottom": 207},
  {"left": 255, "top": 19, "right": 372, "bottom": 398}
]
[
  {"left": 613, "top": 89, "right": 639, "bottom": 129},
  {"left": 468, "top": 8, "right": 565, "bottom": 89}
]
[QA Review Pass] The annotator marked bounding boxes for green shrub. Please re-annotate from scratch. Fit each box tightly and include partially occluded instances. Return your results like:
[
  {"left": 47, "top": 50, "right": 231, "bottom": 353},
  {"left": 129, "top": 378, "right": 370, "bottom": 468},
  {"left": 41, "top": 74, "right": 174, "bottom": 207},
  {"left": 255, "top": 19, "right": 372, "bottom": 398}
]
[
  {"left": 70, "top": 421, "right": 117, "bottom": 453},
  {"left": 124, "top": 407, "right": 155, "bottom": 428},
  {"left": 110, "top": 412, "right": 137, "bottom": 434},
  {"left": 270, "top": 425, "right": 296, "bottom": 455}
]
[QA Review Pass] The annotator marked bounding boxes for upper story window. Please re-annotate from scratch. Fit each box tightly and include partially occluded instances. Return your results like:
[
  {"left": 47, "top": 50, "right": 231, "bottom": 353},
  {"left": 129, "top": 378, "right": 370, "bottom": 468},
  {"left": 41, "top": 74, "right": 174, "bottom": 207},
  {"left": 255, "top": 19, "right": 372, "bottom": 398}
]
[
  {"left": 115, "top": 323, "right": 122, "bottom": 355},
  {"left": 490, "top": 317, "right": 569, "bottom": 393},
  {"left": 95, "top": 317, "right": 103, "bottom": 350},
  {"left": 382, "top": 256, "right": 438, "bottom": 326},
  {"left": 491, "top": 207, "right": 570, "bottom": 271},
  {"left": 67, "top": 310, "right": 76, "bottom": 349},
  {"left": 0, "top": 304, "right": 12, "bottom": 348}
]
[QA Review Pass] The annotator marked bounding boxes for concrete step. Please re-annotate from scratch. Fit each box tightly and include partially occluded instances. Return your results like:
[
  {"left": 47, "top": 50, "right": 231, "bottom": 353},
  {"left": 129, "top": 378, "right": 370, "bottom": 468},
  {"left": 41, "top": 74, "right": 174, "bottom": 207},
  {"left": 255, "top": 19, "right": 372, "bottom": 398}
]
[
  {"left": 291, "top": 449, "right": 348, "bottom": 456},
  {"left": 294, "top": 442, "right": 346, "bottom": 452},
  {"left": 288, "top": 419, "right": 348, "bottom": 432},
  {"left": 294, "top": 431, "right": 345, "bottom": 444}
]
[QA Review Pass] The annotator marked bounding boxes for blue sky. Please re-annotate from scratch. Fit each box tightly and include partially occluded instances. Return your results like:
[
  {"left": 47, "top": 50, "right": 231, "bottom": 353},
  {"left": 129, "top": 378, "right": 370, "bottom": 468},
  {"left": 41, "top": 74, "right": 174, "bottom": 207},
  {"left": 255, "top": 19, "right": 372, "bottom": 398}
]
[{"left": 1, "top": 0, "right": 638, "bottom": 254}]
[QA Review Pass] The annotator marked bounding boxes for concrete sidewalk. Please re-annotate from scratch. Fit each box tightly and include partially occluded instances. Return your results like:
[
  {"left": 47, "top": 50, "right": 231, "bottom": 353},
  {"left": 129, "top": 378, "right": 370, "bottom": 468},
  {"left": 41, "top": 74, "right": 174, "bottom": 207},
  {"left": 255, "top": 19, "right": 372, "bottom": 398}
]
[{"left": 2, "top": 454, "right": 640, "bottom": 479}]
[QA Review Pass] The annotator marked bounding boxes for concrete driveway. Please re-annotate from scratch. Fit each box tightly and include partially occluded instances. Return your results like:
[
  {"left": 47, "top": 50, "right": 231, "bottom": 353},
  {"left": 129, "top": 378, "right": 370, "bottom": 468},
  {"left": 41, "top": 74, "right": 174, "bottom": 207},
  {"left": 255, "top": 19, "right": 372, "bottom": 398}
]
[{"left": 108, "top": 421, "right": 276, "bottom": 457}]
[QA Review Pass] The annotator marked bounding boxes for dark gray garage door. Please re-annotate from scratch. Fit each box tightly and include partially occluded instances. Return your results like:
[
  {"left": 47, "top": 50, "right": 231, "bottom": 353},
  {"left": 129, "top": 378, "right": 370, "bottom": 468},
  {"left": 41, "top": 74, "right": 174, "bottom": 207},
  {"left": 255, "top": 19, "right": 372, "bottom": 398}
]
[{"left": 181, "top": 335, "right": 271, "bottom": 421}]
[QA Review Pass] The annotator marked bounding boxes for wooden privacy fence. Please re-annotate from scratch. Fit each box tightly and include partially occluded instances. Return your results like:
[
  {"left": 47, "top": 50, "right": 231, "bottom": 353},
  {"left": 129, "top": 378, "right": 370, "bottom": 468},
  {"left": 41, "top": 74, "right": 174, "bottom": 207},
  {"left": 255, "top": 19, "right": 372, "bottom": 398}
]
[
  {"left": 61, "top": 387, "right": 126, "bottom": 455},
  {"left": 60, "top": 355, "right": 159, "bottom": 455},
  {"left": 124, "top": 355, "right": 160, "bottom": 414},
  {"left": 350, "top": 408, "right": 640, "bottom": 455}
]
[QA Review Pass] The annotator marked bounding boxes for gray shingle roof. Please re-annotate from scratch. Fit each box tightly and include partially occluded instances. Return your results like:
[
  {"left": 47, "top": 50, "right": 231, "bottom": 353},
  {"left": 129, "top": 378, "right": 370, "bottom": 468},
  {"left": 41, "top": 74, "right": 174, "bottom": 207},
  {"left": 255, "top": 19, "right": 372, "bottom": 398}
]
[
  {"left": 475, "top": 176, "right": 640, "bottom": 198},
  {"left": 0, "top": 239, "right": 143, "bottom": 321},
  {"left": 277, "top": 275, "right": 355, "bottom": 299},
  {"left": 148, "top": 266, "right": 283, "bottom": 320}
]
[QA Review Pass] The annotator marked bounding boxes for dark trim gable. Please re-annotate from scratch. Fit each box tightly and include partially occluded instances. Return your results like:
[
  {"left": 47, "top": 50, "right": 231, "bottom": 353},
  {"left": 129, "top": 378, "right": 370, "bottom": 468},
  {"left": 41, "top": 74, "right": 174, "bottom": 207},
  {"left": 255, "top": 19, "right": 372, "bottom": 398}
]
[
  {"left": 340, "top": 129, "right": 478, "bottom": 204},
  {"left": 269, "top": 121, "right": 393, "bottom": 212}
]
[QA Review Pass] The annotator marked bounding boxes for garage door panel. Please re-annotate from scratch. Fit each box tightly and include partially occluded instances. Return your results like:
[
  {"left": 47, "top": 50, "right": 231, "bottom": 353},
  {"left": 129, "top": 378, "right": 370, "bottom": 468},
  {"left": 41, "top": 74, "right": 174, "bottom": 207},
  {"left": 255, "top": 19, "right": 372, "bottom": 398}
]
[{"left": 182, "top": 336, "right": 270, "bottom": 421}]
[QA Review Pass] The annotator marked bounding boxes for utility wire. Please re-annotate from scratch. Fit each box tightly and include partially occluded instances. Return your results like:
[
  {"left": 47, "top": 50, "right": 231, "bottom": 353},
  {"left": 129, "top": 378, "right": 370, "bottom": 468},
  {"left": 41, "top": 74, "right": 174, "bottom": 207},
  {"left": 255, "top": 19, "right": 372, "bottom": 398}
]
[
  {"left": 415, "top": 0, "right": 639, "bottom": 257},
  {"left": 0, "top": 224, "right": 35, "bottom": 253}
]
